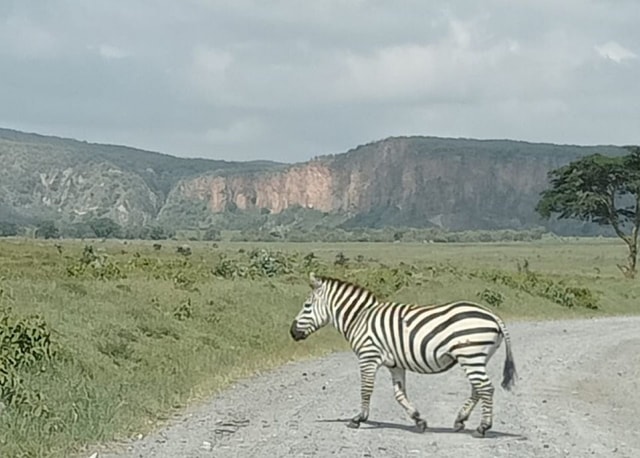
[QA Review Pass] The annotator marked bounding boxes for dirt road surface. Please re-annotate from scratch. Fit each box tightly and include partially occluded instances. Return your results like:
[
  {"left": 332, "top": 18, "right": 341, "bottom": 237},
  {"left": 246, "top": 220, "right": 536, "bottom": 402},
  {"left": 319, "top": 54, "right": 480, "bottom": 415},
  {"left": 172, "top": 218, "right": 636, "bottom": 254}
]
[{"left": 100, "top": 316, "right": 640, "bottom": 458}]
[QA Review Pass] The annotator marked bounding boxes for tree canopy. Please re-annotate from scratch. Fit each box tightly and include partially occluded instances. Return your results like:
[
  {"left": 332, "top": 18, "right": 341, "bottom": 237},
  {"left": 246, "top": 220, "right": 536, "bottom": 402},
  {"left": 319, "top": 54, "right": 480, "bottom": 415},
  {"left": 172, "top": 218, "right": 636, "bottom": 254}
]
[
  {"left": 35, "top": 220, "right": 59, "bottom": 240},
  {"left": 536, "top": 146, "right": 640, "bottom": 277},
  {"left": 88, "top": 217, "right": 122, "bottom": 239}
]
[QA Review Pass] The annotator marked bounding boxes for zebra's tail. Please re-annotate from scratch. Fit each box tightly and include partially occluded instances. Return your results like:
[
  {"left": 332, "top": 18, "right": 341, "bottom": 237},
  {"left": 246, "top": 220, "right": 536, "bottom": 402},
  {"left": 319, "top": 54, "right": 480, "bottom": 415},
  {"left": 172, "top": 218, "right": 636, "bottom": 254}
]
[{"left": 496, "top": 317, "right": 517, "bottom": 391}]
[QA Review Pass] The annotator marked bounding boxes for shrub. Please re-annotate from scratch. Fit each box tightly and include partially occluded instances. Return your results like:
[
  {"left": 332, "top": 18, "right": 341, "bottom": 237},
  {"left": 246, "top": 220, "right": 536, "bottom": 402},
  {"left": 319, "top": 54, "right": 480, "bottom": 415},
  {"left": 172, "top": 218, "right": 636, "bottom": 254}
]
[
  {"left": 173, "top": 298, "right": 193, "bottom": 321},
  {"left": 0, "top": 307, "right": 55, "bottom": 408},
  {"left": 176, "top": 245, "right": 192, "bottom": 257},
  {"left": 248, "top": 249, "right": 293, "bottom": 277},
  {"left": 346, "top": 264, "right": 415, "bottom": 299},
  {"left": 66, "top": 245, "right": 126, "bottom": 280},
  {"left": 213, "top": 256, "right": 247, "bottom": 279},
  {"left": 66, "top": 245, "right": 127, "bottom": 280},
  {"left": 173, "top": 272, "right": 197, "bottom": 291},
  {"left": 212, "top": 249, "right": 299, "bottom": 279},
  {"left": 334, "top": 252, "right": 349, "bottom": 267},
  {"left": 471, "top": 269, "right": 599, "bottom": 310},
  {"left": 302, "top": 252, "right": 320, "bottom": 272},
  {"left": 477, "top": 288, "right": 505, "bottom": 307}
]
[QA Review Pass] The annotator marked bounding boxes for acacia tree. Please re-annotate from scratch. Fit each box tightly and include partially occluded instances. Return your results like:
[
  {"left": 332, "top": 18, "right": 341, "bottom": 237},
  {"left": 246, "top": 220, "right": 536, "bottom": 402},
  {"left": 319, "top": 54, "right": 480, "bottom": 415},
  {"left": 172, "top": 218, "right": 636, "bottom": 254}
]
[{"left": 536, "top": 146, "right": 640, "bottom": 278}]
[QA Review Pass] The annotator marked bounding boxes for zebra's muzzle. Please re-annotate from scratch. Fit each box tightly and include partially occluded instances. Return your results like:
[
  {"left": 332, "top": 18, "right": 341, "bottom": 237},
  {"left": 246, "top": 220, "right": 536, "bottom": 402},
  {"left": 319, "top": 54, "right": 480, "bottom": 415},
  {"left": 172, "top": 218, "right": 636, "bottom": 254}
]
[{"left": 290, "top": 321, "right": 306, "bottom": 341}]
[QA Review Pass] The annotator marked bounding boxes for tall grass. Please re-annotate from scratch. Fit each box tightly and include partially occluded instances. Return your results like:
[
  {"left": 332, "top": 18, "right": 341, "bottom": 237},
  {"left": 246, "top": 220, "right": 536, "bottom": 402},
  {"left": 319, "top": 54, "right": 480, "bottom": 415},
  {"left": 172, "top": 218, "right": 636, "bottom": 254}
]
[{"left": 0, "top": 237, "right": 637, "bottom": 457}]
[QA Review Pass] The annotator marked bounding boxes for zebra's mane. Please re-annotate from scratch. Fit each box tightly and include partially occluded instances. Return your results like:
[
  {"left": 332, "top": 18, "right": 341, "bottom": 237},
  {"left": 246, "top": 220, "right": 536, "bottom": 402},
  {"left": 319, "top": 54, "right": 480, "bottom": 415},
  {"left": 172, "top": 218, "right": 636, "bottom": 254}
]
[{"left": 317, "top": 275, "right": 380, "bottom": 302}]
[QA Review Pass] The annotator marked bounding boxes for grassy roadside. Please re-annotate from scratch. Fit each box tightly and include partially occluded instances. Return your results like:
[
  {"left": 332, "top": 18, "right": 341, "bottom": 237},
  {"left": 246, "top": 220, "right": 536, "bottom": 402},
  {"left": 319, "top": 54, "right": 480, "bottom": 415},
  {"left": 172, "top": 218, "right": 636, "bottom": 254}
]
[{"left": 0, "top": 237, "right": 638, "bottom": 457}]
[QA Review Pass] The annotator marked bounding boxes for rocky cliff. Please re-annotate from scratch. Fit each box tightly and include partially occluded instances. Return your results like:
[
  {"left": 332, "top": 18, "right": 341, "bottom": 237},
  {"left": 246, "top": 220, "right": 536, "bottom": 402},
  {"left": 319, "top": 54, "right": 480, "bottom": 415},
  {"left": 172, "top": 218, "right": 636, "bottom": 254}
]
[
  {"left": 166, "top": 136, "right": 626, "bottom": 230},
  {"left": 171, "top": 162, "right": 334, "bottom": 214},
  {"left": 0, "top": 128, "right": 628, "bottom": 232}
]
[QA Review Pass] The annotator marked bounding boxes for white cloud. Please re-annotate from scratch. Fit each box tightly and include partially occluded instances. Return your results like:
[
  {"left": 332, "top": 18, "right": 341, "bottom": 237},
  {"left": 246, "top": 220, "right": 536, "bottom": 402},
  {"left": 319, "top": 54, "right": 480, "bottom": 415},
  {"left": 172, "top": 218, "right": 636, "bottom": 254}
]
[
  {"left": 98, "top": 44, "right": 129, "bottom": 60},
  {"left": 595, "top": 41, "right": 637, "bottom": 63},
  {"left": 449, "top": 19, "right": 472, "bottom": 48},
  {"left": 333, "top": 19, "right": 519, "bottom": 103}
]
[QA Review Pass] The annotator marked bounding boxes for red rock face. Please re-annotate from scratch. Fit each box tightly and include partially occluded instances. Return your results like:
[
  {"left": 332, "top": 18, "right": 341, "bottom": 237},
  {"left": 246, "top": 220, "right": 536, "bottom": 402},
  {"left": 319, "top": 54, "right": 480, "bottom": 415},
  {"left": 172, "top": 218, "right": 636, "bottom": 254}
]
[
  {"left": 172, "top": 136, "right": 594, "bottom": 229},
  {"left": 175, "top": 161, "right": 335, "bottom": 213}
]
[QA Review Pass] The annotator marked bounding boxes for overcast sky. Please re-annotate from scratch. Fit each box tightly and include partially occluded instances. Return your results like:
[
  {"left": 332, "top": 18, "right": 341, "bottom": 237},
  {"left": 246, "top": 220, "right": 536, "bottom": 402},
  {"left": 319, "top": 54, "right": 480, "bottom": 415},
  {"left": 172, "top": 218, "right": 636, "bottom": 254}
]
[{"left": 1, "top": 0, "right": 638, "bottom": 163}]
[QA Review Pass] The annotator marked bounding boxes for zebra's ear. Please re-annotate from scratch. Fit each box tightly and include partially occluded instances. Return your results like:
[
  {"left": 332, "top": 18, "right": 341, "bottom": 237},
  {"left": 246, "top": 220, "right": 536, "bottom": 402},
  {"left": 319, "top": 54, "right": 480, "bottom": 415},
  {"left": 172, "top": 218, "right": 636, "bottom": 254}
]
[{"left": 309, "top": 272, "right": 322, "bottom": 289}]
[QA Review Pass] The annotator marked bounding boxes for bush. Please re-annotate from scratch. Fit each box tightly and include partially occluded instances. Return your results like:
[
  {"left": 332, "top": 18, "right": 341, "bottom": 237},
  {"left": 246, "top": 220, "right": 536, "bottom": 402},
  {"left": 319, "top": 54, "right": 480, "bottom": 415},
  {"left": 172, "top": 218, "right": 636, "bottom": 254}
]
[
  {"left": 173, "top": 298, "right": 193, "bottom": 321},
  {"left": 213, "top": 255, "right": 247, "bottom": 279},
  {"left": 471, "top": 269, "right": 598, "bottom": 309},
  {"left": 248, "top": 249, "right": 294, "bottom": 277},
  {"left": 345, "top": 264, "right": 415, "bottom": 299},
  {"left": 176, "top": 245, "right": 192, "bottom": 256},
  {"left": 334, "top": 252, "right": 349, "bottom": 267},
  {"left": 66, "top": 245, "right": 126, "bottom": 280},
  {"left": 173, "top": 272, "right": 197, "bottom": 291},
  {"left": 212, "top": 249, "right": 296, "bottom": 279},
  {"left": 477, "top": 288, "right": 505, "bottom": 307},
  {"left": 302, "top": 252, "right": 320, "bottom": 272},
  {"left": 0, "top": 307, "right": 55, "bottom": 408}
]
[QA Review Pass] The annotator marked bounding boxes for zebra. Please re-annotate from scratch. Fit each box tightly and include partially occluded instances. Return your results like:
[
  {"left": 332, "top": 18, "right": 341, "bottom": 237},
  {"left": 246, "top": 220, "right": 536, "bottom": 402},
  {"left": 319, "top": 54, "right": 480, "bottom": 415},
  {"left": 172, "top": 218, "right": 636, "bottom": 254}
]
[{"left": 289, "top": 272, "right": 516, "bottom": 438}]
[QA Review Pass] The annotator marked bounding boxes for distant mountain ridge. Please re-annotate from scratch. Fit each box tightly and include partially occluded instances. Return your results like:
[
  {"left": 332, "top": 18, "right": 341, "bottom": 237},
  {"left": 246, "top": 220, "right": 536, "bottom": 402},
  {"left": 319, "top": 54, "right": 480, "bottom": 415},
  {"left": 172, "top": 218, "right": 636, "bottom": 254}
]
[
  {"left": 0, "top": 128, "right": 283, "bottom": 227},
  {"left": 166, "top": 136, "right": 626, "bottom": 232},
  {"left": 0, "top": 127, "right": 628, "bottom": 233}
]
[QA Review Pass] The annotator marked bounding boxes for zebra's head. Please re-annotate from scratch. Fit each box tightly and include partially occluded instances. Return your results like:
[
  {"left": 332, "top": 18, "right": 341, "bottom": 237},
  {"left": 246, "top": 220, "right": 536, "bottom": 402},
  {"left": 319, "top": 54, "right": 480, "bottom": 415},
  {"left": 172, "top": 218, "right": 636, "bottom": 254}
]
[{"left": 290, "top": 272, "right": 330, "bottom": 341}]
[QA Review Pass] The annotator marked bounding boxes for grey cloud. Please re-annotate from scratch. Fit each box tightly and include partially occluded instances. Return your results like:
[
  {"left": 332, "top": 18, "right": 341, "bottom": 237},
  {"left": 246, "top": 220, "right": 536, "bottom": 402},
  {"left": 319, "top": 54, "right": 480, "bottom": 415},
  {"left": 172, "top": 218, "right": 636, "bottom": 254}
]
[{"left": 0, "top": 0, "right": 639, "bottom": 163}]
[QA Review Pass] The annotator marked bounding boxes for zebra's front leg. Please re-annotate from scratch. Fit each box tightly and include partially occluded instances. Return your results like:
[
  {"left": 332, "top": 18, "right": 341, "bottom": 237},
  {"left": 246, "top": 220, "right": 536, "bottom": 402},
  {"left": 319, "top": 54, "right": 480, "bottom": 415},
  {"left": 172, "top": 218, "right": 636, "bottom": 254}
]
[
  {"left": 347, "top": 360, "right": 380, "bottom": 429},
  {"left": 388, "top": 366, "right": 427, "bottom": 432}
]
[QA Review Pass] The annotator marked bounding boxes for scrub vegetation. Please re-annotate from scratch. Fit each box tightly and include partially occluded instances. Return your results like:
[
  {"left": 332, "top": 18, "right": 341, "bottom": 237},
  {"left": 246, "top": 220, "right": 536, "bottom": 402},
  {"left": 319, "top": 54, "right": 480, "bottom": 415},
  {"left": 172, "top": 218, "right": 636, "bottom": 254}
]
[{"left": 0, "top": 237, "right": 638, "bottom": 457}]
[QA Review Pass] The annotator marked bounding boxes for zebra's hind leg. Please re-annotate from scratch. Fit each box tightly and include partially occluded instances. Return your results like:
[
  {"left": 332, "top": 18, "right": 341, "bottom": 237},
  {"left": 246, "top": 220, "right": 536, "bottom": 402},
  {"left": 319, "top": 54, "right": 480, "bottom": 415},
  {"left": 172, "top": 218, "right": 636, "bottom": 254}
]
[
  {"left": 453, "top": 387, "right": 479, "bottom": 431},
  {"left": 347, "top": 359, "right": 380, "bottom": 429},
  {"left": 388, "top": 366, "right": 427, "bottom": 432},
  {"left": 457, "top": 357, "right": 495, "bottom": 438}
]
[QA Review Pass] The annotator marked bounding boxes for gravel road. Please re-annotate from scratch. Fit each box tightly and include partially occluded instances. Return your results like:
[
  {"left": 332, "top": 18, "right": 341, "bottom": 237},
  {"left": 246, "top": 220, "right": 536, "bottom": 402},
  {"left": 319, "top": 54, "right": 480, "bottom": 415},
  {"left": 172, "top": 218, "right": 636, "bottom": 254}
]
[{"left": 100, "top": 316, "right": 640, "bottom": 458}]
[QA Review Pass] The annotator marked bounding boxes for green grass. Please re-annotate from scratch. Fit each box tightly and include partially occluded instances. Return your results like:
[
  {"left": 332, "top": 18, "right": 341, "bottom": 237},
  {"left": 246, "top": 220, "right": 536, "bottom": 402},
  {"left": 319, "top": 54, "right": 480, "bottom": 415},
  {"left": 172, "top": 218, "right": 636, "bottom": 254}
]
[{"left": 0, "top": 237, "right": 638, "bottom": 457}]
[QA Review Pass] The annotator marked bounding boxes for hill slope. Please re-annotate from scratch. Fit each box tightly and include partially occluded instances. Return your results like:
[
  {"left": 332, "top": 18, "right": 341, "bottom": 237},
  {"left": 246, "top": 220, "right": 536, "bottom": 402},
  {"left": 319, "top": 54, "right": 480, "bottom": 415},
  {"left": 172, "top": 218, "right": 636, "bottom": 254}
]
[
  {"left": 0, "top": 128, "right": 628, "bottom": 233},
  {"left": 0, "top": 128, "right": 282, "bottom": 226},
  {"left": 166, "top": 136, "right": 626, "bottom": 231}
]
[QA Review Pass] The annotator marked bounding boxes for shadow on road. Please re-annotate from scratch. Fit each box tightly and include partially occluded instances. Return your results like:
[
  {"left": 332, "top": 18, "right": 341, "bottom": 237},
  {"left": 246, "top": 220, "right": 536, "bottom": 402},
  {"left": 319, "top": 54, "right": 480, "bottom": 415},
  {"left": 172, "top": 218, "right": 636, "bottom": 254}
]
[{"left": 316, "top": 418, "right": 527, "bottom": 440}]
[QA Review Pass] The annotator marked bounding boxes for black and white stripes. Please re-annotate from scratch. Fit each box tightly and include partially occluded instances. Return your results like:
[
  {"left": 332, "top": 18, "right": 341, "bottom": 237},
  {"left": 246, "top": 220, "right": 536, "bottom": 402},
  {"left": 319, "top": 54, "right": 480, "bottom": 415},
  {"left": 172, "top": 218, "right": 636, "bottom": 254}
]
[{"left": 290, "top": 273, "right": 516, "bottom": 437}]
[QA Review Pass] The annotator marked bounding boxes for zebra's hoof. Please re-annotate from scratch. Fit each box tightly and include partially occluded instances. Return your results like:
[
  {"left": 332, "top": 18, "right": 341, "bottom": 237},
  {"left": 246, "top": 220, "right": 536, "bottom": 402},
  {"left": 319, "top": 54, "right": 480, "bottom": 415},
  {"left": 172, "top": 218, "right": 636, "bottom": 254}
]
[
  {"left": 453, "top": 420, "right": 465, "bottom": 432},
  {"left": 347, "top": 419, "right": 361, "bottom": 429},
  {"left": 472, "top": 427, "right": 487, "bottom": 438},
  {"left": 415, "top": 419, "right": 427, "bottom": 432}
]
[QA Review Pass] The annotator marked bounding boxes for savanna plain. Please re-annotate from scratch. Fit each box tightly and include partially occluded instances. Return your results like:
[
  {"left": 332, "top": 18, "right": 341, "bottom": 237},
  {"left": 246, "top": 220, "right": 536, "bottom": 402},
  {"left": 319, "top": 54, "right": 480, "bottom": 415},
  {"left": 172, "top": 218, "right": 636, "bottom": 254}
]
[{"left": 0, "top": 237, "right": 638, "bottom": 457}]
